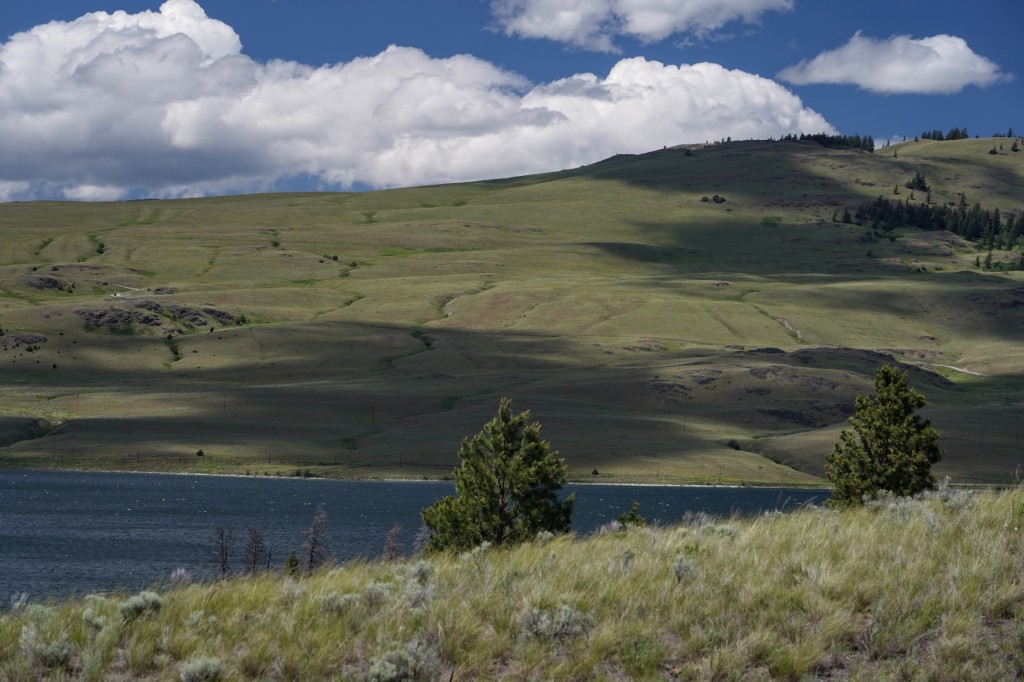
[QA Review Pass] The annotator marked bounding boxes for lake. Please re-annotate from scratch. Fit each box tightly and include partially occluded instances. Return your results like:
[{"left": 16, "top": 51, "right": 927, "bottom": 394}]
[{"left": 0, "top": 470, "right": 828, "bottom": 601}]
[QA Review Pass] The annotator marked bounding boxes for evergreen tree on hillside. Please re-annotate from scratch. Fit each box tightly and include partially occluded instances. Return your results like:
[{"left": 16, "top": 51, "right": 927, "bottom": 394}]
[
  {"left": 852, "top": 194, "right": 1019, "bottom": 248},
  {"left": 826, "top": 365, "right": 943, "bottom": 505},
  {"left": 905, "top": 171, "right": 929, "bottom": 192},
  {"left": 796, "top": 133, "right": 875, "bottom": 152}
]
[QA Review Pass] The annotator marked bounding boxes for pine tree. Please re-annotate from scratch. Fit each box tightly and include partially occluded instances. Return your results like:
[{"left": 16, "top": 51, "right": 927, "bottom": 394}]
[
  {"left": 421, "top": 397, "right": 573, "bottom": 551},
  {"left": 825, "top": 365, "right": 943, "bottom": 505},
  {"left": 905, "top": 171, "right": 928, "bottom": 192},
  {"left": 283, "top": 550, "right": 300, "bottom": 576}
]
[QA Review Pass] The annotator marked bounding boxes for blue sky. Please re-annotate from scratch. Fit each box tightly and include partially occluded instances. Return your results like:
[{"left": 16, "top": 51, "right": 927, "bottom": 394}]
[{"left": 1, "top": 0, "right": 1020, "bottom": 200}]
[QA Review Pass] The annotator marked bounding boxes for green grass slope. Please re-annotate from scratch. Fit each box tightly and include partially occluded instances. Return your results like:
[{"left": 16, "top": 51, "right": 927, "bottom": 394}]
[
  {"left": 2, "top": 487, "right": 1023, "bottom": 680},
  {"left": 0, "top": 138, "right": 1022, "bottom": 483}
]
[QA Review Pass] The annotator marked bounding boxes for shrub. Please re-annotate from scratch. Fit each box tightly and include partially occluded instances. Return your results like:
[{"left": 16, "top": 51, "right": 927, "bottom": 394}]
[
  {"left": 534, "top": 530, "right": 555, "bottom": 545},
  {"left": 179, "top": 656, "right": 224, "bottom": 682},
  {"left": 519, "top": 604, "right": 593, "bottom": 643},
  {"left": 319, "top": 592, "right": 360, "bottom": 615},
  {"left": 674, "top": 554, "right": 698, "bottom": 582},
  {"left": 19, "top": 625, "right": 71, "bottom": 671},
  {"left": 617, "top": 501, "right": 646, "bottom": 528},
  {"left": 363, "top": 581, "right": 393, "bottom": 606},
  {"left": 82, "top": 607, "right": 108, "bottom": 633},
  {"left": 405, "top": 560, "right": 433, "bottom": 587},
  {"left": 283, "top": 550, "right": 300, "bottom": 576},
  {"left": 459, "top": 541, "right": 492, "bottom": 563},
  {"left": 118, "top": 590, "right": 162, "bottom": 621},
  {"left": 365, "top": 640, "right": 440, "bottom": 682}
]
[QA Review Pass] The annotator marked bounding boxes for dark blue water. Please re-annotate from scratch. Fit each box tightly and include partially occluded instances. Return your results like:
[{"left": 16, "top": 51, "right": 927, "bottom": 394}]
[{"left": 0, "top": 470, "right": 828, "bottom": 600}]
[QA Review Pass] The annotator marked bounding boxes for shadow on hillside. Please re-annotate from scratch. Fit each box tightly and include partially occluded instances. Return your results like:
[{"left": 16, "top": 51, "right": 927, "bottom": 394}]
[
  {"left": 565, "top": 140, "right": 1023, "bottom": 227},
  {"left": 918, "top": 153, "right": 1024, "bottom": 204},
  {"left": 3, "top": 315, "right": 1021, "bottom": 482},
  {"left": 566, "top": 140, "right": 862, "bottom": 200},
  {"left": 581, "top": 209, "right": 1023, "bottom": 345}
]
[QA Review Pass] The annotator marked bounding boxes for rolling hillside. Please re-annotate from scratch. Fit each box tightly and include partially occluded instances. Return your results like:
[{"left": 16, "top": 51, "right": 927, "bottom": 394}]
[{"left": 1, "top": 137, "right": 1022, "bottom": 483}]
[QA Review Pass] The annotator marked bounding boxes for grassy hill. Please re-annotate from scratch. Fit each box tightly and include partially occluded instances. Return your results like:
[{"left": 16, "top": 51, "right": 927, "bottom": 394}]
[
  {"left": 0, "top": 137, "right": 1022, "bottom": 484},
  {"left": 2, "top": 487, "right": 1022, "bottom": 680}
]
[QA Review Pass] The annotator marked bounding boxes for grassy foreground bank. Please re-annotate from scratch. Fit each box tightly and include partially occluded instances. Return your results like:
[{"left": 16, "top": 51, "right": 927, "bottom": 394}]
[{"left": 3, "top": 487, "right": 1024, "bottom": 680}]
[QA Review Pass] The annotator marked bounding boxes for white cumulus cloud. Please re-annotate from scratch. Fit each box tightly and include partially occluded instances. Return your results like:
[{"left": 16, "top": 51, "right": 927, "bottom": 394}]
[
  {"left": 491, "top": 0, "right": 793, "bottom": 51},
  {"left": 778, "top": 32, "right": 1010, "bottom": 94},
  {"left": 0, "top": 0, "right": 832, "bottom": 201}
]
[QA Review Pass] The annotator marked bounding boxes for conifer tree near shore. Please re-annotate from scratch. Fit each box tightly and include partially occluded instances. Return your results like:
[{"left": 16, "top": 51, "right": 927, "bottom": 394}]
[
  {"left": 826, "top": 365, "right": 943, "bottom": 505},
  {"left": 421, "top": 397, "right": 573, "bottom": 551}
]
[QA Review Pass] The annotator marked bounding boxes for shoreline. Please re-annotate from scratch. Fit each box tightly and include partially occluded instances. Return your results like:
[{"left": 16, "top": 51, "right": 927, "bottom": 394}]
[{"left": 0, "top": 465, "right": 831, "bottom": 490}]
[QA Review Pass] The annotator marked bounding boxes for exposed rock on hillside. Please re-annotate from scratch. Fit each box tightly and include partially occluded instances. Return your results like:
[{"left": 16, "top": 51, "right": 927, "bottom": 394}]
[
  {"left": 76, "top": 300, "right": 246, "bottom": 335},
  {"left": 21, "top": 275, "right": 74, "bottom": 293},
  {"left": 0, "top": 331, "right": 48, "bottom": 352}
]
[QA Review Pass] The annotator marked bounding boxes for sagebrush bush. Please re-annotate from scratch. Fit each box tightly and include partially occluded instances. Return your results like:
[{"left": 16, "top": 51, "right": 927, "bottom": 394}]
[
  {"left": 319, "top": 591, "right": 360, "bottom": 614},
  {"left": 365, "top": 640, "right": 440, "bottom": 682},
  {"left": 519, "top": 603, "right": 593, "bottom": 643},
  {"left": 363, "top": 580, "right": 393, "bottom": 606},
  {"left": 179, "top": 656, "right": 224, "bottom": 682},
  {"left": 82, "top": 606, "right": 108, "bottom": 632},
  {"left": 405, "top": 560, "right": 433, "bottom": 586},
  {"left": 458, "top": 540, "right": 491, "bottom": 563},
  {"left": 674, "top": 554, "right": 698, "bottom": 582},
  {"left": 19, "top": 624, "right": 72, "bottom": 671},
  {"left": 118, "top": 590, "right": 162, "bottom": 621}
]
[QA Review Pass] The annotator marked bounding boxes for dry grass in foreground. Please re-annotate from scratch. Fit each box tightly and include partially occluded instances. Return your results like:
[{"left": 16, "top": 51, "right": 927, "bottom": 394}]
[{"left": 3, "top": 486, "right": 1024, "bottom": 680}]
